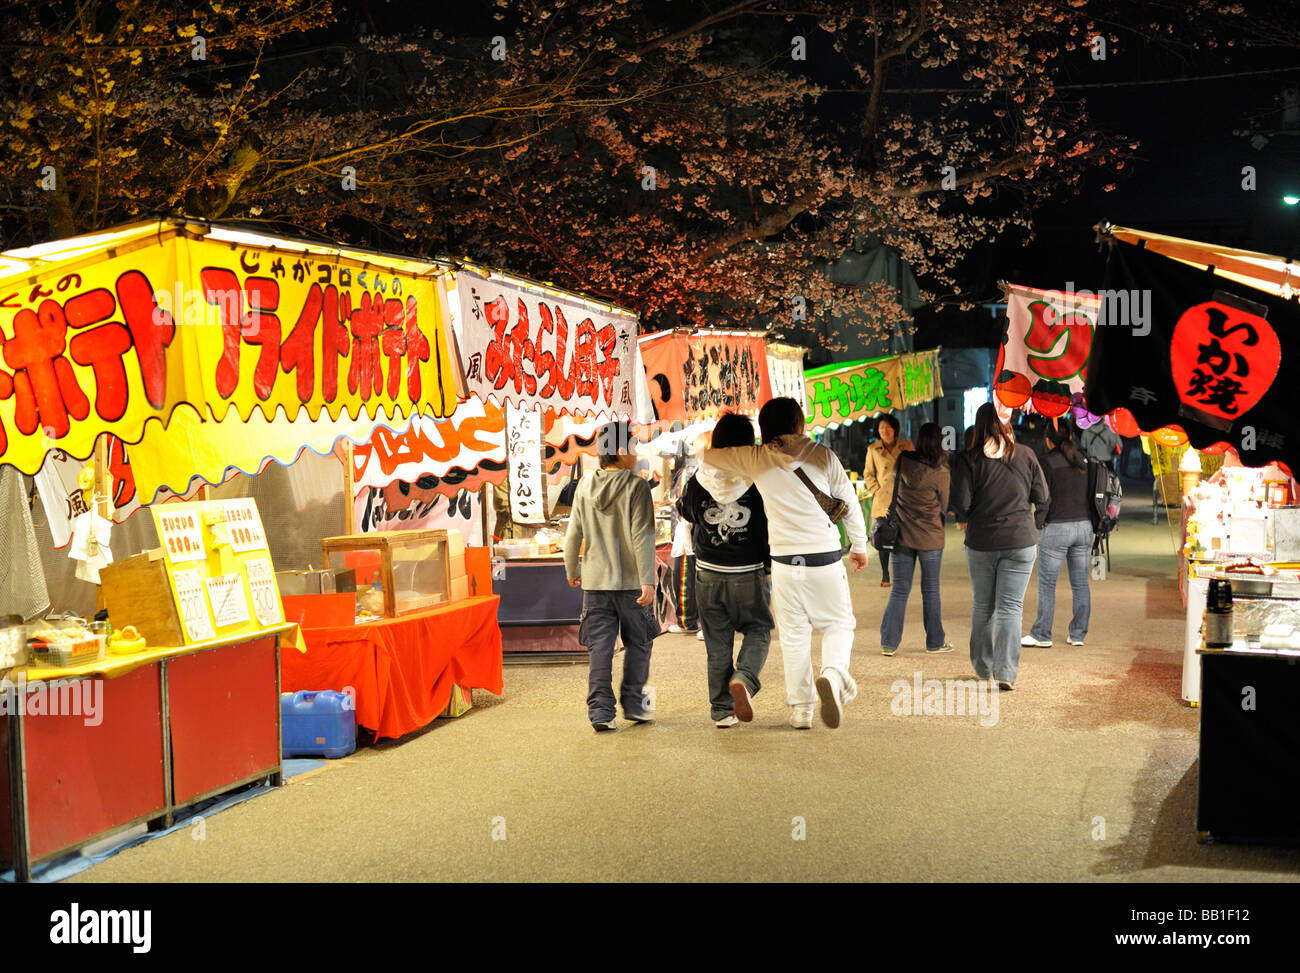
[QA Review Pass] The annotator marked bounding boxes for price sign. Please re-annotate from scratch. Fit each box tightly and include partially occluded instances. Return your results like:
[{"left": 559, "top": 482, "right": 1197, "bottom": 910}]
[
  {"left": 173, "top": 568, "right": 215, "bottom": 641},
  {"left": 157, "top": 510, "right": 205, "bottom": 563},
  {"left": 222, "top": 499, "right": 268, "bottom": 553},
  {"left": 245, "top": 557, "right": 283, "bottom": 626},
  {"left": 205, "top": 574, "right": 251, "bottom": 628}
]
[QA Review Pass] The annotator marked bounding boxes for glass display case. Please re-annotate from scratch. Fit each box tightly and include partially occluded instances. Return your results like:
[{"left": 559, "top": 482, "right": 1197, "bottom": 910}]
[{"left": 320, "top": 530, "right": 452, "bottom": 619}]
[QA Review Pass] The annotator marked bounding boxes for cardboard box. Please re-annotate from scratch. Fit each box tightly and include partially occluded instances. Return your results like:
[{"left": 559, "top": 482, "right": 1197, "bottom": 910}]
[{"left": 441, "top": 683, "right": 473, "bottom": 718}]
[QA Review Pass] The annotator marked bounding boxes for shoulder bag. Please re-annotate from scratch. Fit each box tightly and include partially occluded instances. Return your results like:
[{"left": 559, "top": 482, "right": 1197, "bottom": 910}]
[
  {"left": 870, "top": 455, "right": 905, "bottom": 552},
  {"left": 792, "top": 466, "right": 849, "bottom": 524}
]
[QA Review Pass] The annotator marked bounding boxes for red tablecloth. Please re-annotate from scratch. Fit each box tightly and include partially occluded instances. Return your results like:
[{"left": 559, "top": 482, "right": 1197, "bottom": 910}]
[{"left": 283, "top": 596, "right": 503, "bottom": 740}]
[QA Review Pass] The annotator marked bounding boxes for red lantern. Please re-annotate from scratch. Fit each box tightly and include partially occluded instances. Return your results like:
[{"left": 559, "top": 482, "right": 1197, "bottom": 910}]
[
  {"left": 1151, "top": 425, "right": 1189, "bottom": 447},
  {"left": 1170, "top": 300, "right": 1281, "bottom": 423},
  {"left": 1109, "top": 408, "right": 1140, "bottom": 438},
  {"left": 1030, "top": 385, "right": 1071, "bottom": 418}
]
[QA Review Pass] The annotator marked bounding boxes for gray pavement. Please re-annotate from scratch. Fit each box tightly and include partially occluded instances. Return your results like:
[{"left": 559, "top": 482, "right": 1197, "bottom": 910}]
[{"left": 68, "top": 506, "right": 1300, "bottom": 882}]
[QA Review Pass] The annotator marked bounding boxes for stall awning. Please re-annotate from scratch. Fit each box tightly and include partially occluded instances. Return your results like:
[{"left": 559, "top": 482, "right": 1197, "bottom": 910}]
[
  {"left": 804, "top": 348, "right": 943, "bottom": 432},
  {"left": 1086, "top": 225, "right": 1300, "bottom": 474},
  {"left": 0, "top": 219, "right": 463, "bottom": 479},
  {"left": 638, "top": 329, "right": 774, "bottom": 422}
]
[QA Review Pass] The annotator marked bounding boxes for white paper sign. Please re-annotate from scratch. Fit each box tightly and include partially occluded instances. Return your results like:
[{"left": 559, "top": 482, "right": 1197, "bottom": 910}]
[
  {"left": 156, "top": 509, "right": 206, "bottom": 563},
  {"left": 456, "top": 268, "right": 640, "bottom": 417},
  {"left": 506, "top": 403, "right": 545, "bottom": 525},
  {"left": 245, "top": 557, "right": 283, "bottom": 626},
  {"left": 173, "top": 568, "right": 216, "bottom": 642},
  {"left": 205, "top": 574, "right": 251, "bottom": 628},
  {"left": 222, "top": 499, "right": 268, "bottom": 552}
]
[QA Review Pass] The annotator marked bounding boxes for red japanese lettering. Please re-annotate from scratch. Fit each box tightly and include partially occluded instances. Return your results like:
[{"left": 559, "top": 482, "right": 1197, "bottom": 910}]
[
  {"left": 69, "top": 323, "right": 132, "bottom": 421},
  {"left": 381, "top": 297, "right": 406, "bottom": 399},
  {"left": 2, "top": 301, "right": 90, "bottom": 438},
  {"left": 117, "top": 270, "right": 173, "bottom": 409},
  {"left": 321, "top": 286, "right": 351, "bottom": 402},
  {"left": 105, "top": 435, "right": 136, "bottom": 509},
  {"left": 347, "top": 291, "right": 384, "bottom": 399},
  {"left": 567, "top": 318, "right": 598, "bottom": 401},
  {"left": 482, "top": 296, "right": 514, "bottom": 392},
  {"left": 201, "top": 267, "right": 243, "bottom": 398},
  {"left": 403, "top": 297, "right": 430, "bottom": 402},
  {"left": 0, "top": 368, "right": 12, "bottom": 453},
  {"left": 281, "top": 283, "right": 321, "bottom": 402},
  {"left": 1025, "top": 300, "right": 1092, "bottom": 381},
  {"left": 510, "top": 299, "right": 538, "bottom": 396},
  {"left": 595, "top": 323, "right": 619, "bottom": 406},
  {"left": 242, "top": 276, "right": 281, "bottom": 400}
]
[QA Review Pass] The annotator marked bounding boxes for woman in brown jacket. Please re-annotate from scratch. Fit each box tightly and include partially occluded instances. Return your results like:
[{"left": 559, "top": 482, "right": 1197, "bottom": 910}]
[
  {"left": 880, "top": 423, "right": 951, "bottom": 655},
  {"left": 863, "top": 413, "right": 913, "bottom": 586}
]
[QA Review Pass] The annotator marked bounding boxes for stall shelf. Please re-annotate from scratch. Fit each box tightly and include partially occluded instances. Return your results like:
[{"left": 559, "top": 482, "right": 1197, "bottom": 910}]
[
  {"left": 284, "top": 596, "right": 502, "bottom": 740},
  {"left": 1, "top": 624, "right": 293, "bottom": 882}
]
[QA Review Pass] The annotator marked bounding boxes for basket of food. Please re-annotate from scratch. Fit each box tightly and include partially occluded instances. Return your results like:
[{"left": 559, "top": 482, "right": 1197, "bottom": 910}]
[{"left": 27, "top": 619, "right": 107, "bottom": 669}]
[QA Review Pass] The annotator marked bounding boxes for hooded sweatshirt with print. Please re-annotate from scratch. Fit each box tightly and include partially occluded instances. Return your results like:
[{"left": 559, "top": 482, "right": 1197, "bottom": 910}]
[
  {"left": 677, "top": 465, "right": 769, "bottom": 571},
  {"left": 700, "top": 435, "right": 868, "bottom": 557},
  {"left": 563, "top": 467, "right": 657, "bottom": 590},
  {"left": 949, "top": 439, "right": 1049, "bottom": 551}
]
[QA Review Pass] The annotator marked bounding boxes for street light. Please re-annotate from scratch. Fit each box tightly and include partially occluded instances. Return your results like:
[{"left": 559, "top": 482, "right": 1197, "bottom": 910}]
[{"left": 1284, "top": 195, "right": 1300, "bottom": 206}]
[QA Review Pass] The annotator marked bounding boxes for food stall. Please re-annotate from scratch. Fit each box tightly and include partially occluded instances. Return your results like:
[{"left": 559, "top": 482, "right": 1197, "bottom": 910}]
[{"left": 0, "top": 218, "right": 465, "bottom": 879}]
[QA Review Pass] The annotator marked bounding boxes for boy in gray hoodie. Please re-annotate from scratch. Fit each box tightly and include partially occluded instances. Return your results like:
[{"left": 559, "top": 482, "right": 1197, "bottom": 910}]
[{"left": 564, "top": 421, "right": 660, "bottom": 731}]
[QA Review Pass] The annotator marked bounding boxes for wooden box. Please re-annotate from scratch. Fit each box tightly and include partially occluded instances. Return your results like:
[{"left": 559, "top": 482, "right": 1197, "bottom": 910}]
[
  {"left": 99, "top": 549, "right": 185, "bottom": 647},
  {"left": 320, "top": 530, "right": 452, "bottom": 618}
]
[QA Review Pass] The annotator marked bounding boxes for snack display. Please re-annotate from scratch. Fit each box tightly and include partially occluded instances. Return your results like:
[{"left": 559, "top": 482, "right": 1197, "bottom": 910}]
[{"left": 27, "top": 619, "right": 107, "bottom": 668}]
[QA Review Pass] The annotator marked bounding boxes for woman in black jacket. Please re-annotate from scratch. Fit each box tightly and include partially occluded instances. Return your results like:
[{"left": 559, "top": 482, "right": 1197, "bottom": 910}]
[{"left": 949, "top": 404, "right": 1050, "bottom": 691}]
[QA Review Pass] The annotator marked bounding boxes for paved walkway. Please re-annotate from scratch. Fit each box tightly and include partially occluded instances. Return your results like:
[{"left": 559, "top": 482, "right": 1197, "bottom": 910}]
[{"left": 70, "top": 507, "right": 1300, "bottom": 882}]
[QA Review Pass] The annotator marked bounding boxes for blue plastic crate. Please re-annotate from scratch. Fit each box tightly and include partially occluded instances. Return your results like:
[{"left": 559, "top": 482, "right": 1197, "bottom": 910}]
[{"left": 281, "top": 690, "right": 357, "bottom": 759}]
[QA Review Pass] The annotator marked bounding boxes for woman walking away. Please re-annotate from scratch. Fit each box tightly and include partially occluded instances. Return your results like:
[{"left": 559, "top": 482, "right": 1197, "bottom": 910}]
[
  {"left": 677, "top": 414, "right": 773, "bottom": 728},
  {"left": 863, "top": 414, "right": 913, "bottom": 587},
  {"left": 880, "top": 422, "right": 951, "bottom": 656},
  {"left": 1023, "top": 419, "right": 1092, "bottom": 648},
  {"left": 950, "top": 404, "right": 1050, "bottom": 692}
]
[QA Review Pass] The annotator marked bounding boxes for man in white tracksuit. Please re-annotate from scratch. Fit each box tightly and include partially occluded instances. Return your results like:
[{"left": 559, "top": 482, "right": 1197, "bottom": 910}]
[{"left": 700, "top": 397, "right": 869, "bottom": 729}]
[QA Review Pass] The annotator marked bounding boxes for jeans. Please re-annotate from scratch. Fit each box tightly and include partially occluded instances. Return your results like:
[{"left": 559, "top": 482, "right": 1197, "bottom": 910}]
[
  {"left": 880, "top": 546, "right": 945, "bottom": 651},
  {"left": 965, "top": 546, "right": 1037, "bottom": 684},
  {"left": 579, "top": 589, "right": 659, "bottom": 723},
  {"left": 696, "top": 567, "right": 774, "bottom": 719},
  {"left": 1030, "top": 520, "right": 1092, "bottom": 642}
]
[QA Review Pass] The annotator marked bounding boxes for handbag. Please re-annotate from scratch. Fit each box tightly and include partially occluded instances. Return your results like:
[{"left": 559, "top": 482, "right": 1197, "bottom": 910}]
[
  {"left": 792, "top": 467, "right": 849, "bottom": 524},
  {"left": 869, "top": 457, "right": 906, "bottom": 552}
]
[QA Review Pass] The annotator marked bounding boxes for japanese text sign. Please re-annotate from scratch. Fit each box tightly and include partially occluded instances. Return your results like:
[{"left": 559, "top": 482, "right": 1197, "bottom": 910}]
[
  {"left": 639, "top": 331, "right": 773, "bottom": 422},
  {"left": 457, "top": 268, "right": 640, "bottom": 418},
  {"left": 0, "top": 226, "right": 460, "bottom": 475}
]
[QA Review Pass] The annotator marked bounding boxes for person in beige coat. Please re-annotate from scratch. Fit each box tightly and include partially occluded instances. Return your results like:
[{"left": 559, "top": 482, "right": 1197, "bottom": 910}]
[{"left": 862, "top": 413, "right": 913, "bottom": 586}]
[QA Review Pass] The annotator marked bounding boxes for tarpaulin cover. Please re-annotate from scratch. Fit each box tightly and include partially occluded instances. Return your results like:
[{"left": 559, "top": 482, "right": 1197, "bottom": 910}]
[
  {"left": 1086, "top": 237, "right": 1298, "bottom": 475},
  {"left": 0, "top": 219, "right": 461, "bottom": 477},
  {"left": 284, "top": 596, "right": 503, "bottom": 740}
]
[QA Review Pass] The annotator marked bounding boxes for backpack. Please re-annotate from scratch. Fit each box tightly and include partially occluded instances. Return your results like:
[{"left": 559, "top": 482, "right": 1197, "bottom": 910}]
[{"left": 1087, "top": 459, "right": 1122, "bottom": 538}]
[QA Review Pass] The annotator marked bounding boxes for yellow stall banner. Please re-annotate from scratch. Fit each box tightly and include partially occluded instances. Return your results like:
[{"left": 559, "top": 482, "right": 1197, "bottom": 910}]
[{"left": 0, "top": 221, "right": 462, "bottom": 476}]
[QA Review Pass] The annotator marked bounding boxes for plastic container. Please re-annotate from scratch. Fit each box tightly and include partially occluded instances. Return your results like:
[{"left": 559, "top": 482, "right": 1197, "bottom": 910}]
[
  {"left": 1, "top": 615, "right": 26, "bottom": 670},
  {"left": 27, "top": 620, "right": 106, "bottom": 668},
  {"left": 281, "top": 690, "right": 357, "bottom": 759}
]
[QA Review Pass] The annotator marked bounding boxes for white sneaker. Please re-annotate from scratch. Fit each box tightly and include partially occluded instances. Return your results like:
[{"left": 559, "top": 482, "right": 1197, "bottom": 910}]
[
  {"left": 715, "top": 715, "right": 740, "bottom": 728},
  {"left": 1067, "top": 637, "right": 1084, "bottom": 646},
  {"left": 592, "top": 720, "right": 618, "bottom": 732},
  {"left": 696, "top": 629, "right": 705, "bottom": 641},
  {"left": 790, "top": 704, "right": 814, "bottom": 729},
  {"left": 815, "top": 672, "right": 843, "bottom": 729},
  {"left": 1021, "top": 635, "right": 1052, "bottom": 648}
]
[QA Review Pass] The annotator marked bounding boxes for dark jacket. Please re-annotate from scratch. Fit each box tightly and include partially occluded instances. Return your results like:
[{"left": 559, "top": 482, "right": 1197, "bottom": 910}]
[
  {"left": 950, "top": 442, "right": 1050, "bottom": 551},
  {"left": 677, "top": 470, "right": 769, "bottom": 571},
  {"left": 1038, "top": 450, "right": 1090, "bottom": 528},
  {"left": 894, "top": 452, "right": 950, "bottom": 552}
]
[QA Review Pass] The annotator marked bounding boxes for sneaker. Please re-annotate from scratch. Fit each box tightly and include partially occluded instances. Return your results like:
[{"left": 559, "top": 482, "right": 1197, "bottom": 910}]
[
  {"left": 815, "top": 673, "right": 843, "bottom": 729},
  {"left": 881, "top": 646, "right": 898, "bottom": 656},
  {"left": 1021, "top": 635, "right": 1052, "bottom": 648},
  {"left": 592, "top": 720, "right": 618, "bottom": 732},
  {"left": 624, "top": 709, "right": 654, "bottom": 723},
  {"left": 715, "top": 714, "right": 740, "bottom": 728},
  {"left": 667, "top": 625, "right": 692, "bottom": 634},
  {"left": 729, "top": 681, "right": 754, "bottom": 722},
  {"left": 926, "top": 643, "right": 955, "bottom": 654},
  {"left": 1067, "top": 637, "right": 1084, "bottom": 646},
  {"left": 880, "top": 579, "right": 891, "bottom": 587},
  {"left": 996, "top": 680, "right": 1015, "bottom": 692},
  {"left": 790, "top": 704, "right": 814, "bottom": 729},
  {"left": 696, "top": 629, "right": 705, "bottom": 641}
]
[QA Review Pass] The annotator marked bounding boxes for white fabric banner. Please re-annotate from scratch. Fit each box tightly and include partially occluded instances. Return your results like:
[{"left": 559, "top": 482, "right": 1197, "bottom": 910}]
[
  {"left": 506, "top": 403, "right": 546, "bottom": 525},
  {"left": 352, "top": 395, "right": 507, "bottom": 491},
  {"left": 354, "top": 484, "right": 484, "bottom": 545},
  {"left": 456, "top": 268, "right": 641, "bottom": 419},
  {"left": 999, "top": 285, "right": 1102, "bottom": 414},
  {"left": 766, "top": 352, "right": 806, "bottom": 403}
]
